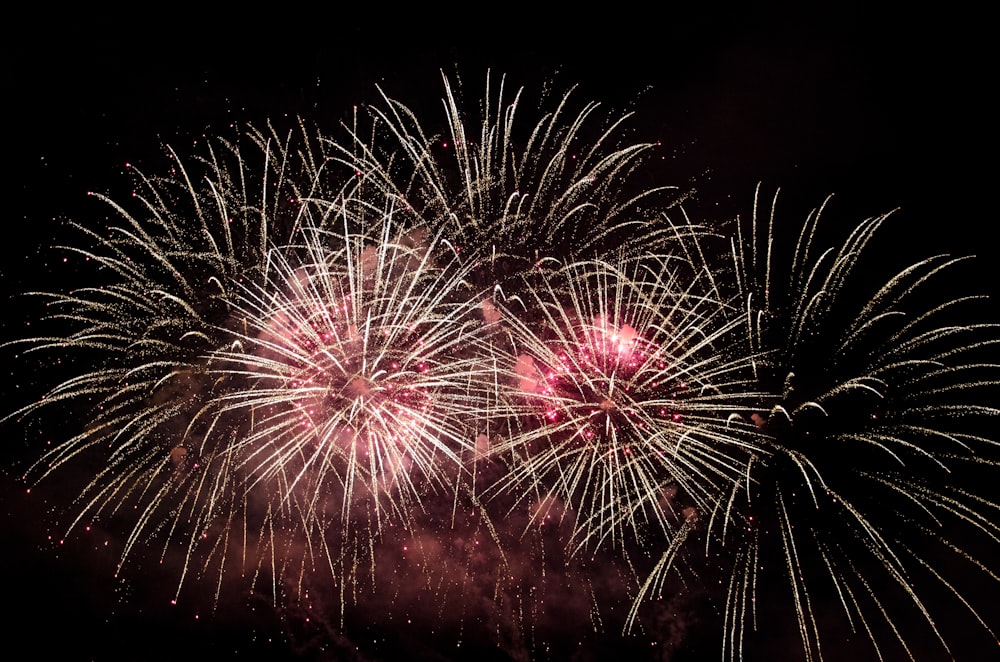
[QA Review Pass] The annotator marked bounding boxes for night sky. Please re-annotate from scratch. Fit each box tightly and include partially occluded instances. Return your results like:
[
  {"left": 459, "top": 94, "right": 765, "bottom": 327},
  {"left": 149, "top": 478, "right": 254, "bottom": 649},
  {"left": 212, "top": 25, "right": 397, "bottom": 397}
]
[{"left": 4, "top": 5, "right": 997, "bottom": 661}]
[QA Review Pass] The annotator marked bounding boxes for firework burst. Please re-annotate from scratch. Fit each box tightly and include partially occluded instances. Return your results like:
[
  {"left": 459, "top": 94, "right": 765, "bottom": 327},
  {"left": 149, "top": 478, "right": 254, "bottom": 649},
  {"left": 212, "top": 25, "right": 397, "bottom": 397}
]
[
  {"left": 5, "top": 72, "right": 999, "bottom": 660},
  {"left": 630, "top": 188, "right": 1000, "bottom": 660},
  {"left": 204, "top": 209, "right": 494, "bottom": 526},
  {"left": 3, "top": 121, "right": 378, "bottom": 597},
  {"left": 325, "top": 72, "right": 690, "bottom": 292},
  {"left": 482, "top": 253, "right": 760, "bottom": 554}
]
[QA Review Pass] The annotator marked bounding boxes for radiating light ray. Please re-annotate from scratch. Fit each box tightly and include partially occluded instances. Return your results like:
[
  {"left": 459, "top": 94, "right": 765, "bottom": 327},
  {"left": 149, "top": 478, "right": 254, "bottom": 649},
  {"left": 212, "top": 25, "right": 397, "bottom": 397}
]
[
  {"left": 632, "top": 186, "right": 1000, "bottom": 661},
  {"left": 2, "top": 121, "right": 364, "bottom": 596},
  {"left": 324, "top": 71, "right": 687, "bottom": 288},
  {"left": 483, "top": 254, "right": 762, "bottom": 554},
  {"left": 203, "top": 208, "right": 494, "bottom": 531}
]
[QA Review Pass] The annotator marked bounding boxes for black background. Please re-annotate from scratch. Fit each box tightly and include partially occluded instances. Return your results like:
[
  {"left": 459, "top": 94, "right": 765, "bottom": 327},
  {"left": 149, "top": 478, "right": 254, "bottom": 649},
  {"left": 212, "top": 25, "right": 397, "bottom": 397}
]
[{"left": 4, "top": 4, "right": 997, "bottom": 660}]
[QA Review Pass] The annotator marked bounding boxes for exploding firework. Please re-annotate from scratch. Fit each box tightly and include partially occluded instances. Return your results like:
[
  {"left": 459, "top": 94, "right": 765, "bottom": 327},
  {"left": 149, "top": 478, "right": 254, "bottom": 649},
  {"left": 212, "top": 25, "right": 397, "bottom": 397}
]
[
  {"left": 5, "top": 72, "right": 999, "bottom": 660},
  {"left": 3, "top": 120, "right": 466, "bottom": 600},
  {"left": 482, "top": 253, "right": 760, "bottom": 554},
  {"left": 4, "top": 124, "right": 330, "bottom": 575},
  {"left": 199, "top": 211, "right": 498, "bottom": 560},
  {"left": 629, "top": 188, "right": 1000, "bottom": 660},
  {"left": 326, "top": 72, "right": 690, "bottom": 291}
]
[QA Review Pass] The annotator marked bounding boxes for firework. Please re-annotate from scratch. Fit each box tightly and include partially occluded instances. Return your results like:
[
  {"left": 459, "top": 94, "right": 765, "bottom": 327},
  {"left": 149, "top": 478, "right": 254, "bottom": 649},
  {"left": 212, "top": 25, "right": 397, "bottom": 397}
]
[
  {"left": 6, "top": 72, "right": 999, "bottom": 660},
  {"left": 325, "top": 72, "right": 691, "bottom": 290},
  {"left": 482, "top": 253, "right": 760, "bottom": 554},
  {"left": 203, "top": 210, "right": 495, "bottom": 529},
  {"left": 629, "top": 188, "right": 1000, "bottom": 660},
  {"left": 3, "top": 121, "right": 386, "bottom": 598}
]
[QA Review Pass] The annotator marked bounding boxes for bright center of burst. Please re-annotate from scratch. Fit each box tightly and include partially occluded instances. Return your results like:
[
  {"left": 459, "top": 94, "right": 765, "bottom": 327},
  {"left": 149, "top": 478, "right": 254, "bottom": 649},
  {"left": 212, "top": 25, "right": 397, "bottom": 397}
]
[{"left": 345, "top": 375, "right": 373, "bottom": 399}]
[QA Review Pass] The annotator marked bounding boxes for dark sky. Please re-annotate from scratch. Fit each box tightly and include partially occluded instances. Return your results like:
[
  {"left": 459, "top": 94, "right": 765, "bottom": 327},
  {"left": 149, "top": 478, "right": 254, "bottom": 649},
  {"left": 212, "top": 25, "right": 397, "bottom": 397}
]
[{"left": 4, "top": 5, "right": 997, "bottom": 661}]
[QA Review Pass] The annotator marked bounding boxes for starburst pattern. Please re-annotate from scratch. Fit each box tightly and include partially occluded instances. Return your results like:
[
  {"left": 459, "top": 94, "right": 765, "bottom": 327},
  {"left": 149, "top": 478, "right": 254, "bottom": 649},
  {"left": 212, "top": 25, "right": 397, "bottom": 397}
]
[
  {"left": 483, "top": 254, "right": 759, "bottom": 553},
  {"left": 629, "top": 188, "right": 1000, "bottom": 660},
  {"left": 6, "top": 74, "right": 999, "bottom": 660}
]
